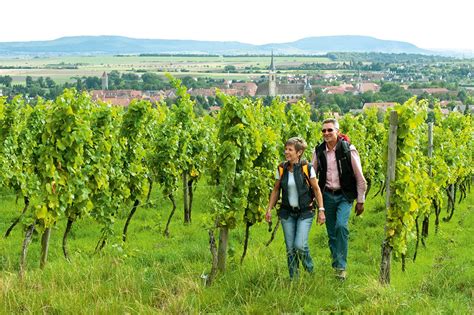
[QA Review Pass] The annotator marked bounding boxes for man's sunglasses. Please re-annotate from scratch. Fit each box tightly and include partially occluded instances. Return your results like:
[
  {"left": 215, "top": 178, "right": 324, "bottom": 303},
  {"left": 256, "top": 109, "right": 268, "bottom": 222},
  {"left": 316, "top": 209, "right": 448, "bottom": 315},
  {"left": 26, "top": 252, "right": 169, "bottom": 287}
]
[{"left": 321, "top": 128, "right": 334, "bottom": 133}]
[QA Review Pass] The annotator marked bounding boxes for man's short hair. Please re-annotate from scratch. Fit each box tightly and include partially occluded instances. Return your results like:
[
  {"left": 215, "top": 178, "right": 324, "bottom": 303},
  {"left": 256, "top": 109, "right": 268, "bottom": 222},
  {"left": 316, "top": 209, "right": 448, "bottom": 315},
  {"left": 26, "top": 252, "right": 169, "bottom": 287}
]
[{"left": 322, "top": 118, "right": 339, "bottom": 130}]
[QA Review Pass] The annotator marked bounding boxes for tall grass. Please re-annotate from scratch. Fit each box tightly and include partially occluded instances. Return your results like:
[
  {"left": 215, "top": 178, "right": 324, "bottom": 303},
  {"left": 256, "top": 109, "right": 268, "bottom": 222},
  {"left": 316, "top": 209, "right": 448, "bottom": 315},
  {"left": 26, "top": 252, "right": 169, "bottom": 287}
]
[{"left": 0, "top": 184, "right": 473, "bottom": 313}]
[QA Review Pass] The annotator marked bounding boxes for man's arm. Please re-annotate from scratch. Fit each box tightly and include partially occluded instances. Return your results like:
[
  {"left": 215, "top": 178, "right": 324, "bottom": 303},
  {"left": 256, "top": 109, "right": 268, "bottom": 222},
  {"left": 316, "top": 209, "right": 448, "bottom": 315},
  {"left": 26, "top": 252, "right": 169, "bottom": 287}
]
[
  {"left": 350, "top": 146, "right": 367, "bottom": 215},
  {"left": 311, "top": 150, "right": 318, "bottom": 170}
]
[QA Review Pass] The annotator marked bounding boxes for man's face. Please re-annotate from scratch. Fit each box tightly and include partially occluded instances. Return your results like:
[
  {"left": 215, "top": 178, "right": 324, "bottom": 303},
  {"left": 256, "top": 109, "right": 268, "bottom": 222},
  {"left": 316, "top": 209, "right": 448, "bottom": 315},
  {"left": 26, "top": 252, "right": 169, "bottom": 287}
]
[{"left": 322, "top": 123, "right": 338, "bottom": 143}]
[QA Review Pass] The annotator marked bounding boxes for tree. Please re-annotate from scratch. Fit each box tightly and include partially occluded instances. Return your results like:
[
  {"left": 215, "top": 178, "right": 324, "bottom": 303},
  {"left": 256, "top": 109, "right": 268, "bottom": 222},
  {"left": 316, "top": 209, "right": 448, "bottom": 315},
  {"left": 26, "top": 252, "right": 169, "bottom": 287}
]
[
  {"left": 25, "top": 76, "right": 34, "bottom": 88},
  {"left": 45, "top": 77, "right": 56, "bottom": 88},
  {"left": 0, "top": 75, "right": 13, "bottom": 87},
  {"left": 224, "top": 65, "right": 236, "bottom": 73}
]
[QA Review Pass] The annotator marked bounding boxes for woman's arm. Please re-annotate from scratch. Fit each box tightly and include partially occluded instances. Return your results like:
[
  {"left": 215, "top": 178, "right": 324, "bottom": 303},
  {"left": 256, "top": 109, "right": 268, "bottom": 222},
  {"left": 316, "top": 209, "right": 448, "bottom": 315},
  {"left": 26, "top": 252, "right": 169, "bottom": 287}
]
[{"left": 265, "top": 180, "right": 281, "bottom": 222}]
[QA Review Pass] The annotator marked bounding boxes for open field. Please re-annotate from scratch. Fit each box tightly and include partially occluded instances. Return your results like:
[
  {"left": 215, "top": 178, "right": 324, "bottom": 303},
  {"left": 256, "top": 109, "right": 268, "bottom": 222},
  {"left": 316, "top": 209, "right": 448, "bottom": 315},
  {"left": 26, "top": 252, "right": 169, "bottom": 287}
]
[
  {"left": 0, "top": 55, "right": 335, "bottom": 84},
  {"left": 1, "top": 183, "right": 473, "bottom": 313}
]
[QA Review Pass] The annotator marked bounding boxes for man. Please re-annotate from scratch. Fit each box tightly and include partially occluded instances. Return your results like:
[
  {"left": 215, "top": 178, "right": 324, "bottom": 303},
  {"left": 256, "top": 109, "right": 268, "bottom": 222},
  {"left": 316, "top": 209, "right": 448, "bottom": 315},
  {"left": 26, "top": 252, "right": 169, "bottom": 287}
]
[{"left": 312, "top": 118, "right": 367, "bottom": 280}]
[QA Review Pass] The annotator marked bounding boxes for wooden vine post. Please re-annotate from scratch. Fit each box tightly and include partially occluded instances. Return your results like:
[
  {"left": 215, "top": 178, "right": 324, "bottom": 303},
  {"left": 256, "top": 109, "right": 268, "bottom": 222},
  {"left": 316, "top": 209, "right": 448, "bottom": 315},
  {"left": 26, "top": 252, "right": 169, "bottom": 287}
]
[
  {"left": 422, "top": 122, "right": 434, "bottom": 238},
  {"left": 379, "top": 110, "right": 398, "bottom": 285}
]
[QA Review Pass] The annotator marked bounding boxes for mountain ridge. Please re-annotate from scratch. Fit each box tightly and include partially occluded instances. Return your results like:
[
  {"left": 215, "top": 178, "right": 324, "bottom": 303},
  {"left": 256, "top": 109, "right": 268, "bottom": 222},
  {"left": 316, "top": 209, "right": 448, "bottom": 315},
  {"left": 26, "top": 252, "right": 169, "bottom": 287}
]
[{"left": 0, "top": 35, "right": 436, "bottom": 56}]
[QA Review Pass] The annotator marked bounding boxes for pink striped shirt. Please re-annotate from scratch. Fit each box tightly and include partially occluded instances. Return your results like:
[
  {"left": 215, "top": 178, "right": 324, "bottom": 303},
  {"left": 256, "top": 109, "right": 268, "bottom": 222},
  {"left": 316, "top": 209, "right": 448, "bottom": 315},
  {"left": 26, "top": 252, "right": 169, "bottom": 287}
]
[{"left": 311, "top": 143, "right": 367, "bottom": 203}]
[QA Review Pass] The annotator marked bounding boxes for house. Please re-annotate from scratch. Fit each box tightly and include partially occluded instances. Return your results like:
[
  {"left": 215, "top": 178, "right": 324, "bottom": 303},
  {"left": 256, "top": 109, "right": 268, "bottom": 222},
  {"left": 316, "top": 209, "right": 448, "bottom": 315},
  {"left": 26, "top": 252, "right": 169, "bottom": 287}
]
[
  {"left": 230, "top": 82, "right": 258, "bottom": 97},
  {"left": 356, "top": 83, "right": 380, "bottom": 93},
  {"left": 91, "top": 89, "right": 143, "bottom": 106},
  {"left": 409, "top": 88, "right": 451, "bottom": 95},
  {"left": 453, "top": 104, "right": 474, "bottom": 114},
  {"left": 90, "top": 89, "right": 175, "bottom": 106},
  {"left": 188, "top": 88, "right": 216, "bottom": 98},
  {"left": 439, "top": 100, "right": 463, "bottom": 107},
  {"left": 91, "top": 90, "right": 143, "bottom": 99},
  {"left": 362, "top": 102, "right": 397, "bottom": 111},
  {"left": 422, "top": 88, "right": 450, "bottom": 94},
  {"left": 349, "top": 109, "right": 364, "bottom": 115},
  {"left": 323, "top": 86, "right": 347, "bottom": 95}
]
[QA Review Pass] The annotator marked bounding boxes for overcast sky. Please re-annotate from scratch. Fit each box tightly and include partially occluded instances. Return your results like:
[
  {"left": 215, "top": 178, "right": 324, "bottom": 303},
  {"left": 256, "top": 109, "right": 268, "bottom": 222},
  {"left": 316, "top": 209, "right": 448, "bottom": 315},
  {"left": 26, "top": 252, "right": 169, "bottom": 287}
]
[{"left": 1, "top": 0, "right": 473, "bottom": 51}]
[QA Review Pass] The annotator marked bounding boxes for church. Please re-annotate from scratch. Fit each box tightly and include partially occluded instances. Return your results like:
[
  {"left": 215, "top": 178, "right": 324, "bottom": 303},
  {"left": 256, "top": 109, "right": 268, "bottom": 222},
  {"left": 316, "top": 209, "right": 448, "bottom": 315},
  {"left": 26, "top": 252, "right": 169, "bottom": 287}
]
[{"left": 255, "top": 52, "right": 312, "bottom": 101}]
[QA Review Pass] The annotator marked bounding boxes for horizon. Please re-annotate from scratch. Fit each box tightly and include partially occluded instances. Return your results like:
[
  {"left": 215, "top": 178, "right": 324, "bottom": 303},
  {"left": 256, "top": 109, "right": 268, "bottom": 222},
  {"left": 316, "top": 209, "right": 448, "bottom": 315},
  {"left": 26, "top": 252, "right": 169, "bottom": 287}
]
[
  {"left": 1, "top": 0, "right": 473, "bottom": 52},
  {"left": 0, "top": 34, "right": 470, "bottom": 55}
]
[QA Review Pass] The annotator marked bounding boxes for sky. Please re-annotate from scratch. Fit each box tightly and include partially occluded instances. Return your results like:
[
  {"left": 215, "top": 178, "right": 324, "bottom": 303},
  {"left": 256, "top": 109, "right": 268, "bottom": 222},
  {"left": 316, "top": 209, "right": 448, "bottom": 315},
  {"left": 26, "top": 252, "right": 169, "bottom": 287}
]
[{"left": 1, "top": 0, "right": 473, "bottom": 52}]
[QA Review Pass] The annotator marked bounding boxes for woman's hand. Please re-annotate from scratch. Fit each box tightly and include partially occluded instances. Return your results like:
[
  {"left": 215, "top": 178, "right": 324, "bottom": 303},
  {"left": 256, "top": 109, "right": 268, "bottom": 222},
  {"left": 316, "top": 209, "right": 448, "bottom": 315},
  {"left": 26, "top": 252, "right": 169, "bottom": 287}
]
[{"left": 317, "top": 210, "right": 326, "bottom": 225}]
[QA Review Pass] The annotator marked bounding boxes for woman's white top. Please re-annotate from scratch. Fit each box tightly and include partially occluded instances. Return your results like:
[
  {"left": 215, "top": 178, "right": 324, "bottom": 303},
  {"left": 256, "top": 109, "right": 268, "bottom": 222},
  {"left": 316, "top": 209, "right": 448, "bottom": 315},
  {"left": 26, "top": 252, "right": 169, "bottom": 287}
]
[{"left": 276, "top": 166, "right": 316, "bottom": 208}]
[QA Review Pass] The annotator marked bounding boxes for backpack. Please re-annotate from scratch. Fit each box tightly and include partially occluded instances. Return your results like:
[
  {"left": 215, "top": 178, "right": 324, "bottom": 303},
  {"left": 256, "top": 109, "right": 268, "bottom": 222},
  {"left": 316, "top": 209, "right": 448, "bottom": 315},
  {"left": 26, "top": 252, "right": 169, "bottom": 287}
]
[{"left": 278, "top": 160, "right": 315, "bottom": 203}]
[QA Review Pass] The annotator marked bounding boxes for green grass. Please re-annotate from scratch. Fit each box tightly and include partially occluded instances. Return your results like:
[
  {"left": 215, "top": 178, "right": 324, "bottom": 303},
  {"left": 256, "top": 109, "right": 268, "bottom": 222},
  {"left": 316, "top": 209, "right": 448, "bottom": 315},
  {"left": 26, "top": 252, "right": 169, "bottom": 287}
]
[{"left": 0, "top": 184, "right": 473, "bottom": 313}]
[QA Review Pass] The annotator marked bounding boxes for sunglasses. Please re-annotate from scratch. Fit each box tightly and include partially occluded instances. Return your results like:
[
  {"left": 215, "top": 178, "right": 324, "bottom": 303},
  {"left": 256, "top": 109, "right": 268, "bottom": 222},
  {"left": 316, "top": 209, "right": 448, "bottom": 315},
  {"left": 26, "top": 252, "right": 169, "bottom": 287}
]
[{"left": 321, "top": 128, "right": 334, "bottom": 133}]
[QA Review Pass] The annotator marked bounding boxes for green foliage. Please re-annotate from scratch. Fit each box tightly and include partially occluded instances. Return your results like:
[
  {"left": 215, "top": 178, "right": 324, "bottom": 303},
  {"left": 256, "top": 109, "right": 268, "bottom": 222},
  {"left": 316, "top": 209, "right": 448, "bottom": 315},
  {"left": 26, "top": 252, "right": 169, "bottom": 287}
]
[
  {"left": 0, "top": 96, "right": 31, "bottom": 196},
  {"left": 119, "top": 99, "right": 154, "bottom": 202},
  {"left": 339, "top": 108, "right": 385, "bottom": 191},
  {"left": 211, "top": 93, "right": 271, "bottom": 228},
  {"left": 87, "top": 104, "right": 127, "bottom": 238},
  {"left": 284, "top": 99, "right": 319, "bottom": 160},
  {"left": 0, "top": 84, "right": 473, "bottom": 284},
  {"left": 381, "top": 97, "right": 473, "bottom": 257},
  {"left": 385, "top": 98, "right": 431, "bottom": 255},
  {"left": 36, "top": 90, "right": 94, "bottom": 228},
  {"left": 148, "top": 104, "right": 180, "bottom": 197}
]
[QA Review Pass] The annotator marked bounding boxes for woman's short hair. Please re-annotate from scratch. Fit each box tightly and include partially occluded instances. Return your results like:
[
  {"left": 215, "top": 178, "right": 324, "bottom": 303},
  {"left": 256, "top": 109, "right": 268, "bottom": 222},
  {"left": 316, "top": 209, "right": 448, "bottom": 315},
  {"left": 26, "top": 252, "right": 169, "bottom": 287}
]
[
  {"left": 322, "top": 118, "right": 339, "bottom": 130},
  {"left": 285, "top": 137, "right": 308, "bottom": 153}
]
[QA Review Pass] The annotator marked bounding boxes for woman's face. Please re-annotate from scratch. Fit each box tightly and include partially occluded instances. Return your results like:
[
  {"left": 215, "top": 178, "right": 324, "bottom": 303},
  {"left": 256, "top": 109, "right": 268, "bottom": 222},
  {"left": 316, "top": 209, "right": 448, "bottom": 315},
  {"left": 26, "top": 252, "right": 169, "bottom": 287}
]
[{"left": 284, "top": 144, "right": 302, "bottom": 163}]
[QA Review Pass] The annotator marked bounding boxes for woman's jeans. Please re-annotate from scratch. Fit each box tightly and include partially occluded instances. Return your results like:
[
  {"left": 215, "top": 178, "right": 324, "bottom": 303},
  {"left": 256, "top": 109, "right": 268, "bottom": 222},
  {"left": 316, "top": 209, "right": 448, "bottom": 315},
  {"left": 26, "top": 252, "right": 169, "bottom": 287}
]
[
  {"left": 280, "top": 214, "right": 314, "bottom": 278},
  {"left": 323, "top": 191, "right": 352, "bottom": 270}
]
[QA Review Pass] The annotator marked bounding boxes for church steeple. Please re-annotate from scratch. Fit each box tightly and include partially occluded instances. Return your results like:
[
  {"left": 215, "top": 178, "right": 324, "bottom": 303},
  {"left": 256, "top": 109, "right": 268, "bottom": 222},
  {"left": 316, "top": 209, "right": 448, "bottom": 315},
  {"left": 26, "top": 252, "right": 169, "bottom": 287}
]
[
  {"left": 304, "top": 76, "right": 312, "bottom": 97},
  {"left": 101, "top": 71, "right": 109, "bottom": 90},
  {"left": 269, "top": 50, "right": 276, "bottom": 72},
  {"left": 268, "top": 51, "right": 276, "bottom": 97}
]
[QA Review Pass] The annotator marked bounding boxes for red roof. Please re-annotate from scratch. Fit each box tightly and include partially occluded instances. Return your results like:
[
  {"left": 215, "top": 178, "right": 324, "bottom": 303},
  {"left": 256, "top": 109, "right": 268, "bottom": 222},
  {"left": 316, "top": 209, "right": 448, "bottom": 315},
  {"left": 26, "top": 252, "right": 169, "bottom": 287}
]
[{"left": 423, "top": 88, "right": 449, "bottom": 94}]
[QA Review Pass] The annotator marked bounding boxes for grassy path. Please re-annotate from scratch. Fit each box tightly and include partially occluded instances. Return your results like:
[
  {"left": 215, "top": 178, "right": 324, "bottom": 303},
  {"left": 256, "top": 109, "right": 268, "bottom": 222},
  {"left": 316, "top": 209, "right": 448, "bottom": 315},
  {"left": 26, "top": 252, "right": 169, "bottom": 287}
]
[{"left": 0, "top": 185, "right": 472, "bottom": 313}]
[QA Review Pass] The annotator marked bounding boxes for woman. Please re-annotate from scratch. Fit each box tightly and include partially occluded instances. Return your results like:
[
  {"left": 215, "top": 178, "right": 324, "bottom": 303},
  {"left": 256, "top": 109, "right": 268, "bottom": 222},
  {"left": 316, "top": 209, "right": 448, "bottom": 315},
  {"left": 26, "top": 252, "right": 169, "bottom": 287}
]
[{"left": 265, "top": 137, "right": 325, "bottom": 279}]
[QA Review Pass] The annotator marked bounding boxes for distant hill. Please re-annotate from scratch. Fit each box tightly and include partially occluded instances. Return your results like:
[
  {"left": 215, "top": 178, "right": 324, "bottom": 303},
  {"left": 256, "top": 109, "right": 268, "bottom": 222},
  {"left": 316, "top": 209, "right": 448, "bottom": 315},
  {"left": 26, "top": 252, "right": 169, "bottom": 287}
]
[
  {"left": 0, "top": 35, "right": 435, "bottom": 56},
  {"left": 263, "top": 36, "right": 432, "bottom": 54}
]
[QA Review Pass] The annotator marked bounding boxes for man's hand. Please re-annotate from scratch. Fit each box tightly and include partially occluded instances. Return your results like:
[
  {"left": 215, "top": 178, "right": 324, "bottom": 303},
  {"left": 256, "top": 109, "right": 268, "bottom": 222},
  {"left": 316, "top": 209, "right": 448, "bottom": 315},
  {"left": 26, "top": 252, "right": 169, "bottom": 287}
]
[{"left": 355, "top": 203, "right": 364, "bottom": 216}]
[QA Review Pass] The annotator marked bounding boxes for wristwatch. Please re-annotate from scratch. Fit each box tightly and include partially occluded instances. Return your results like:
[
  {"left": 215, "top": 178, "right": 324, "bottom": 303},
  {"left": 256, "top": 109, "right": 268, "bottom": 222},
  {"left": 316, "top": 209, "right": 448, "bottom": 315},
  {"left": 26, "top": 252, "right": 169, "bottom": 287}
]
[{"left": 318, "top": 207, "right": 325, "bottom": 212}]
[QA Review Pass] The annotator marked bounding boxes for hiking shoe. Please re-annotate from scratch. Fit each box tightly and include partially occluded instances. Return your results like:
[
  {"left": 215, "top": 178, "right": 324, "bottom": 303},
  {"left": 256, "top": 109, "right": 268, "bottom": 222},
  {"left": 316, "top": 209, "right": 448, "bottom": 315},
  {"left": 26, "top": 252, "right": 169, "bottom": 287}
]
[{"left": 335, "top": 269, "right": 347, "bottom": 280}]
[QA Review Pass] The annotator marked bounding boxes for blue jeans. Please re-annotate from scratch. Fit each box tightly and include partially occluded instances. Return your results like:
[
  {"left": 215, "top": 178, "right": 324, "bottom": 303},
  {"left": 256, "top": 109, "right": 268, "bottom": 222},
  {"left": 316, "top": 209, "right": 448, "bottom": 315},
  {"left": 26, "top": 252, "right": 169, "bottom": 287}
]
[
  {"left": 323, "top": 191, "right": 352, "bottom": 270},
  {"left": 280, "top": 214, "right": 314, "bottom": 278}
]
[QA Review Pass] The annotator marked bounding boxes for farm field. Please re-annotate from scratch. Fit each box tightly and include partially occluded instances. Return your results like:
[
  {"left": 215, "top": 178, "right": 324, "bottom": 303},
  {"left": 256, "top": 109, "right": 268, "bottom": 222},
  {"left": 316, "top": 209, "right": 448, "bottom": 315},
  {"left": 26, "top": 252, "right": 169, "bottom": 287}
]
[
  {"left": 1, "top": 184, "right": 473, "bottom": 313},
  {"left": 0, "top": 55, "right": 335, "bottom": 84}
]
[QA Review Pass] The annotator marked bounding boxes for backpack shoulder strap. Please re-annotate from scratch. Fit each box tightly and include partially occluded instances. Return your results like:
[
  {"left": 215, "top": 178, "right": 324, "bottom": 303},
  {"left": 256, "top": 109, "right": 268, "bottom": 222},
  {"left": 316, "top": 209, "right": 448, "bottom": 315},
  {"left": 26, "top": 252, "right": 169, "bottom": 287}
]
[
  {"left": 315, "top": 143, "right": 325, "bottom": 165},
  {"left": 278, "top": 162, "right": 286, "bottom": 179},
  {"left": 337, "top": 139, "right": 354, "bottom": 173},
  {"left": 300, "top": 160, "right": 311, "bottom": 187}
]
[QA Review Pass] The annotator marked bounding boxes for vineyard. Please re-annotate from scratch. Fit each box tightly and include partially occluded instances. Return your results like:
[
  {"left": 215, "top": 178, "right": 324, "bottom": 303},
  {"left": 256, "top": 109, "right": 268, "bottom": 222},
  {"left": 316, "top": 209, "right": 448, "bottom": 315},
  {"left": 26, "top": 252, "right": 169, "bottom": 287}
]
[{"left": 0, "top": 82, "right": 473, "bottom": 313}]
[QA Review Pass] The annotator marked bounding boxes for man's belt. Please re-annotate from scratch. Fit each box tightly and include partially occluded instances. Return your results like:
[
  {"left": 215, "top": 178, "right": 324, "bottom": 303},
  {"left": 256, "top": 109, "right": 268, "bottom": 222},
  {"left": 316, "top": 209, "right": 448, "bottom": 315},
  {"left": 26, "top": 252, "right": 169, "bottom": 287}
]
[{"left": 325, "top": 187, "right": 343, "bottom": 195}]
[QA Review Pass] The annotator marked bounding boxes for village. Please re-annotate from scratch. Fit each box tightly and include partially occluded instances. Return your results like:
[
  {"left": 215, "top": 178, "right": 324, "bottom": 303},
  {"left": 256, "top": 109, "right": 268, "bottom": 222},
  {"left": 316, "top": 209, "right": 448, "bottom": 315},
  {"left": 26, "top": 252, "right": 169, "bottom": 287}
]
[
  {"left": 86, "top": 54, "right": 473, "bottom": 117},
  {"left": 1, "top": 53, "right": 473, "bottom": 117}
]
